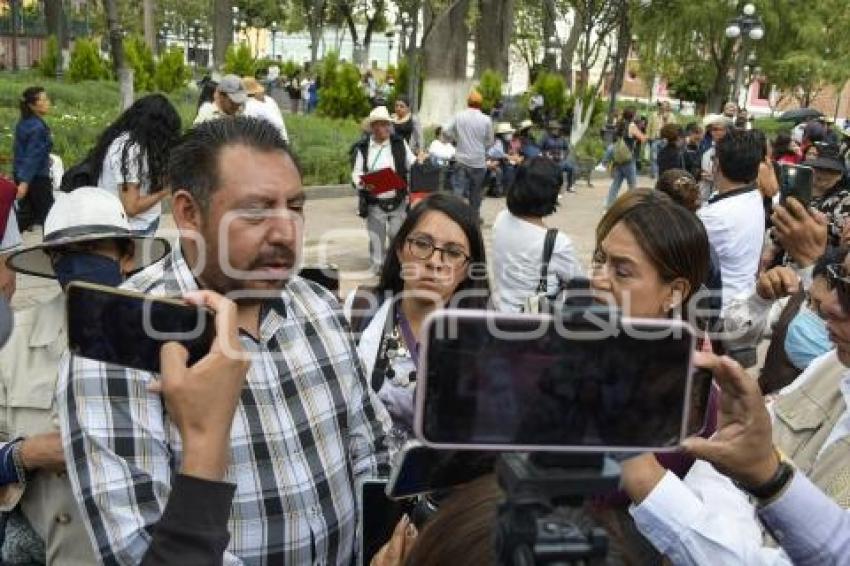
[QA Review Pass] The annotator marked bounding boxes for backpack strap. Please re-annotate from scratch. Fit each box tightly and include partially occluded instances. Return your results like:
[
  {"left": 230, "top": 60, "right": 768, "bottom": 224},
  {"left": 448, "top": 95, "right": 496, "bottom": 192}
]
[{"left": 537, "top": 229, "right": 559, "bottom": 294}]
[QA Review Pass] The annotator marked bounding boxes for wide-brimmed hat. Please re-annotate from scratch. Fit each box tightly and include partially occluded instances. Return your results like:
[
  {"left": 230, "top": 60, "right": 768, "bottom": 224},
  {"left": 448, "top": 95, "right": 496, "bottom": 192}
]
[
  {"left": 802, "top": 142, "right": 846, "bottom": 174},
  {"left": 242, "top": 76, "right": 265, "bottom": 96},
  {"left": 218, "top": 74, "right": 248, "bottom": 105},
  {"left": 361, "top": 106, "right": 393, "bottom": 131},
  {"left": 702, "top": 113, "right": 732, "bottom": 128},
  {"left": 518, "top": 119, "right": 535, "bottom": 132},
  {"left": 7, "top": 187, "right": 170, "bottom": 279},
  {"left": 495, "top": 122, "right": 515, "bottom": 135}
]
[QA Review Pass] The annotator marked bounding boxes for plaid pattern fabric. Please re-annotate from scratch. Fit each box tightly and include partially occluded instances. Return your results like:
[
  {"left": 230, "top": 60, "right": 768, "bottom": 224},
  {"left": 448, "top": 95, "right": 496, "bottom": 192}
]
[{"left": 56, "top": 246, "right": 391, "bottom": 565}]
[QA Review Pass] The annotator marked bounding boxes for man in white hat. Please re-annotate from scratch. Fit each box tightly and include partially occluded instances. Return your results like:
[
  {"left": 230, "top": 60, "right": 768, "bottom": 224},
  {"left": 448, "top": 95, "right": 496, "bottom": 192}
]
[
  {"left": 0, "top": 187, "right": 168, "bottom": 565},
  {"left": 193, "top": 74, "right": 247, "bottom": 125},
  {"left": 352, "top": 105, "right": 417, "bottom": 272},
  {"left": 242, "top": 76, "right": 289, "bottom": 142}
]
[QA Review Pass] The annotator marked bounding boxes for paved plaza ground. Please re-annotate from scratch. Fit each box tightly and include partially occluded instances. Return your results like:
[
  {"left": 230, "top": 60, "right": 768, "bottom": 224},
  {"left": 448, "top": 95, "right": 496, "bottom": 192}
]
[{"left": 11, "top": 172, "right": 655, "bottom": 310}]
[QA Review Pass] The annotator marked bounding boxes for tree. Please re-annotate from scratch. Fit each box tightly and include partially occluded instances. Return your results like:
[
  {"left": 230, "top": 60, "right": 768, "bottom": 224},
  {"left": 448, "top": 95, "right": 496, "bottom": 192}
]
[
  {"left": 213, "top": 0, "right": 233, "bottom": 70},
  {"left": 334, "top": 0, "right": 389, "bottom": 68},
  {"left": 104, "top": 0, "right": 134, "bottom": 108},
  {"left": 474, "top": 0, "right": 514, "bottom": 77},
  {"left": 511, "top": 0, "right": 543, "bottom": 79},
  {"left": 144, "top": 0, "right": 157, "bottom": 52}
]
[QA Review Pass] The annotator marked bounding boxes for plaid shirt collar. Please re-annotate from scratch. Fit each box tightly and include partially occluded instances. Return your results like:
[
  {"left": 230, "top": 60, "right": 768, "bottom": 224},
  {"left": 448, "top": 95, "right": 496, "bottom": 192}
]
[{"left": 148, "top": 243, "right": 292, "bottom": 341}]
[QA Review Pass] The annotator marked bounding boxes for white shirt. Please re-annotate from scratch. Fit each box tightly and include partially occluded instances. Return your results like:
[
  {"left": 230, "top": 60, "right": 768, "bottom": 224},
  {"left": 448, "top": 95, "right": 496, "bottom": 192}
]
[
  {"left": 697, "top": 187, "right": 764, "bottom": 310},
  {"left": 427, "top": 139, "right": 456, "bottom": 162},
  {"left": 351, "top": 137, "right": 416, "bottom": 200},
  {"left": 96, "top": 132, "right": 160, "bottom": 231},
  {"left": 244, "top": 96, "right": 289, "bottom": 142},
  {"left": 491, "top": 210, "right": 583, "bottom": 312},
  {"left": 630, "top": 349, "right": 850, "bottom": 565},
  {"left": 0, "top": 211, "right": 21, "bottom": 253}
]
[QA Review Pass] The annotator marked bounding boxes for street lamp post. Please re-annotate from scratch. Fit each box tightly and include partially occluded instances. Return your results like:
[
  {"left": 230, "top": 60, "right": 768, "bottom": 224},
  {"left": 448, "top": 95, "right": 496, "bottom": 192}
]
[
  {"left": 191, "top": 19, "right": 201, "bottom": 73},
  {"left": 725, "top": 2, "right": 764, "bottom": 110},
  {"left": 232, "top": 6, "right": 240, "bottom": 44},
  {"left": 385, "top": 30, "right": 394, "bottom": 69},
  {"left": 270, "top": 21, "right": 278, "bottom": 60}
]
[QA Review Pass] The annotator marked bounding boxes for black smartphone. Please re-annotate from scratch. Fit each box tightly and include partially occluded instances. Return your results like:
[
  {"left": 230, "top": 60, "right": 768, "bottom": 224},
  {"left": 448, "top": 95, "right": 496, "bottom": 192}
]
[
  {"left": 386, "top": 443, "right": 496, "bottom": 500},
  {"left": 66, "top": 281, "right": 215, "bottom": 374},
  {"left": 780, "top": 164, "right": 814, "bottom": 206},
  {"left": 359, "top": 479, "right": 416, "bottom": 566},
  {"left": 415, "top": 310, "right": 699, "bottom": 453}
]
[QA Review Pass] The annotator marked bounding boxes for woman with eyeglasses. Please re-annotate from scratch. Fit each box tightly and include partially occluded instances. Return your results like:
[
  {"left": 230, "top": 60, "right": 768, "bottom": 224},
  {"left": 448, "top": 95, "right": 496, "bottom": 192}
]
[{"left": 344, "top": 193, "right": 489, "bottom": 442}]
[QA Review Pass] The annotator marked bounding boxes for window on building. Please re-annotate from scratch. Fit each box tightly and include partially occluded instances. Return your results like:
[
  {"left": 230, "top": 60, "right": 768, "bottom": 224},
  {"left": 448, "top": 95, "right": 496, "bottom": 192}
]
[{"left": 757, "top": 81, "right": 771, "bottom": 101}]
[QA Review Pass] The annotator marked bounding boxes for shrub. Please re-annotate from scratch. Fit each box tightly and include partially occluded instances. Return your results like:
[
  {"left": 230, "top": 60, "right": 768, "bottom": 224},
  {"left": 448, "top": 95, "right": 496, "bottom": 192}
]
[
  {"left": 532, "top": 72, "right": 567, "bottom": 118},
  {"left": 281, "top": 60, "right": 301, "bottom": 79},
  {"left": 124, "top": 35, "right": 156, "bottom": 91},
  {"left": 477, "top": 69, "right": 503, "bottom": 114},
  {"left": 154, "top": 48, "right": 190, "bottom": 93},
  {"left": 316, "top": 52, "right": 370, "bottom": 120},
  {"left": 224, "top": 43, "right": 256, "bottom": 77},
  {"left": 39, "top": 35, "right": 61, "bottom": 78},
  {"left": 67, "top": 38, "right": 108, "bottom": 83}
]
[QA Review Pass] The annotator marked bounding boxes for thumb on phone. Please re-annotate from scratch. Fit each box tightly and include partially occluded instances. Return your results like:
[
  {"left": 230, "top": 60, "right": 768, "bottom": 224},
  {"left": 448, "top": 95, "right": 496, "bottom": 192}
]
[{"left": 148, "top": 342, "right": 189, "bottom": 394}]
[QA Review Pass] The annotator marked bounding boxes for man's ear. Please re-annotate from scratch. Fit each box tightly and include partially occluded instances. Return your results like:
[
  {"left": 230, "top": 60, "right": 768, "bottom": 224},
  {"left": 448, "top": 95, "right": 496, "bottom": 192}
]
[
  {"left": 171, "top": 190, "right": 203, "bottom": 233},
  {"left": 119, "top": 240, "right": 136, "bottom": 276}
]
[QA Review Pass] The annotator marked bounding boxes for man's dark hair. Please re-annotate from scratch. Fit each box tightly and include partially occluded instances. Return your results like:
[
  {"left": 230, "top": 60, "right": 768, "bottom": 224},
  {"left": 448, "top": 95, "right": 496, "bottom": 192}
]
[
  {"left": 685, "top": 122, "right": 701, "bottom": 135},
  {"left": 715, "top": 128, "right": 762, "bottom": 184},
  {"left": 166, "top": 117, "right": 301, "bottom": 211},
  {"left": 506, "top": 157, "right": 561, "bottom": 217}
]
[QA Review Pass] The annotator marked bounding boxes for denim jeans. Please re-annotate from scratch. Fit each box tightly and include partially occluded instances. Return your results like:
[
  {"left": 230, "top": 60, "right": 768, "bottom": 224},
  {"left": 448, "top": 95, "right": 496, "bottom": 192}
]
[
  {"left": 451, "top": 163, "right": 487, "bottom": 218},
  {"left": 606, "top": 160, "right": 637, "bottom": 207},
  {"left": 559, "top": 160, "right": 575, "bottom": 188}
]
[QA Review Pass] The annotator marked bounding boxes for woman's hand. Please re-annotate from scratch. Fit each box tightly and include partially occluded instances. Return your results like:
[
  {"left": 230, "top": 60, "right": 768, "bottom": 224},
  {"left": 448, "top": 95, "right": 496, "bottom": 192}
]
[
  {"left": 370, "top": 514, "right": 418, "bottom": 566},
  {"left": 15, "top": 182, "right": 28, "bottom": 200}
]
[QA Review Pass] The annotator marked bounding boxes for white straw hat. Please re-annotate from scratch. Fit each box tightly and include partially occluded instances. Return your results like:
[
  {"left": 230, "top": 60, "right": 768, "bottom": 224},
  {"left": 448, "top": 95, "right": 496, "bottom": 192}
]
[{"left": 7, "top": 187, "right": 170, "bottom": 278}]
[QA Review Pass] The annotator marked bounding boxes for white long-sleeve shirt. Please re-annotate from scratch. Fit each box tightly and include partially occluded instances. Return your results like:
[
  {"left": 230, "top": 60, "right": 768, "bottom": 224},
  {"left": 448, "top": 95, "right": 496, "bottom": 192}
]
[{"left": 244, "top": 96, "right": 289, "bottom": 142}]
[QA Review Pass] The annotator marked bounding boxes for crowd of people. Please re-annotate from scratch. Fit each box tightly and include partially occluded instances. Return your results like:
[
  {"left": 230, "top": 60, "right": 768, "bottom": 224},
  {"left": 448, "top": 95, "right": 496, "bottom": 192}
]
[{"left": 0, "top": 74, "right": 849, "bottom": 566}]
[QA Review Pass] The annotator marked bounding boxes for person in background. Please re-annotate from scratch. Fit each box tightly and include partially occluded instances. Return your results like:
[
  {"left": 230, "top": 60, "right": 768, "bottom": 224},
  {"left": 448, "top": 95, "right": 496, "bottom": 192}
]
[
  {"left": 427, "top": 126, "right": 456, "bottom": 166},
  {"left": 13, "top": 86, "right": 54, "bottom": 232},
  {"left": 656, "top": 123, "right": 685, "bottom": 177},
  {"left": 491, "top": 158, "right": 582, "bottom": 312},
  {"left": 391, "top": 96, "right": 423, "bottom": 154},
  {"left": 681, "top": 122, "right": 704, "bottom": 181},
  {"left": 697, "top": 129, "right": 765, "bottom": 311},
  {"left": 90, "top": 94, "right": 181, "bottom": 236},
  {"left": 484, "top": 123, "right": 520, "bottom": 197},
  {"left": 605, "top": 107, "right": 647, "bottom": 209},
  {"left": 698, "top": 116, "right": 730, "bottom": 202},
  {"left": 58, "top": 118, "right": 390, "bottom": 565},
  {"left": 193, "top": 74, "right": 246, "bottom": 124},
  {"left": 195, "top": 76, "right": 218, "bottom": 110},
  {"left": 300, "top": 74, "right": 312, "bottom": 115},
  {"left": 443, "top": 91, "right": 494, "bottom": 223},
  {"left": 647, "top": 102, "right": 678, "bottom": 179},
  {"left": 352, "top": 106, "right": 417, "bottom": 273},
  {"left": 773, "top": 132, "right": 802, "bottom": 165},
  {"left": 754, "top": 130, "right": 779, "bottom": 229},
  {"left": 308, "top": 75, "right": 320, "bottom": 113},
  {"left": 722, "top": 101, "right": 738, "bottom": 120},
  {"left": 286, "top": 73, "right": 302, "bottom": 114},
  {"left": 344, "top": 194, "right": 489, "bottom": 445},
  {"left": 0, "top": 187, "right": 168, "bottom": 565},
  {"left": 514, "top": 120, "right": 541, "bottom": 160},
  {"left": 242, "top": 77, "right": 289, "bottom": 142},
  {"left": 540, "top": 120, "right": 576, "bottom": 193}
]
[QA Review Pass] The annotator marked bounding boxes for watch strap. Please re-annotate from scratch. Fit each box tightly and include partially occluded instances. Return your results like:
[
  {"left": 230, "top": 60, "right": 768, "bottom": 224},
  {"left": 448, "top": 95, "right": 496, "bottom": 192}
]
[{"left": 736, "top": 459, "right": 795, "bottom": 502}]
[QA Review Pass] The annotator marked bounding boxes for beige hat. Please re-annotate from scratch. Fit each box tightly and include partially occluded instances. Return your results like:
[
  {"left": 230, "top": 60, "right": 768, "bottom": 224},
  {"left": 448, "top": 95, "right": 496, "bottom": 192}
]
[
  {"left": 361, "top": 106, "right": 393, "bottom": 131},
  {"left": 7, "top": 187, "right": 170, "bottom": 279},
  {"left": 242, "top": 76, "right": 265, "bottom": 96},
  {"left": 495, "top": 122, "right": 515, "bottom": 135},
  {"left": 518, "top": 119, "right": 535, "bottom": 132}
]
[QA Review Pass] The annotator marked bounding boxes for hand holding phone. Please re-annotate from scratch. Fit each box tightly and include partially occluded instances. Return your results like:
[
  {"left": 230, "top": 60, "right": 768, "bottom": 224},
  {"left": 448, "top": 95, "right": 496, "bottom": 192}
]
[
  {"left": 148, "top": 291, "right": 249, "bottom": 482},
  {"left": 771, "top": 198, "right": 828, "bottom": 268}
]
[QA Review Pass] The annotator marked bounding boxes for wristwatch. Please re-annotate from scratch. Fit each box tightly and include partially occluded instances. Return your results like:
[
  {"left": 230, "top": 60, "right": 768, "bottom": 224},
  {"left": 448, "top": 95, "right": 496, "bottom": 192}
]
[{"left": 735, "top": 450, "right": 795, "bottom": 503}]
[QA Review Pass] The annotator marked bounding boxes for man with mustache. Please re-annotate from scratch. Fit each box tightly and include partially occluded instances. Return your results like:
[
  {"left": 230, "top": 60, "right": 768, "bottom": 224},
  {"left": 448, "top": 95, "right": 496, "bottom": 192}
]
[{"left": 56, "top": 117, "right": 391, "bottom": 565}]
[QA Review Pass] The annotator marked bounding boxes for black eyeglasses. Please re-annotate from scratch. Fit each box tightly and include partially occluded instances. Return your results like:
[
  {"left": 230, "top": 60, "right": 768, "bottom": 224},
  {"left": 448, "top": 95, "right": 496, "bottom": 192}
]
[
  {"left": 825, "top": 263, "right": 850, "bottom": 314},
  {"left": 406, "top": 237, "right": 470, "bottom": 266}
]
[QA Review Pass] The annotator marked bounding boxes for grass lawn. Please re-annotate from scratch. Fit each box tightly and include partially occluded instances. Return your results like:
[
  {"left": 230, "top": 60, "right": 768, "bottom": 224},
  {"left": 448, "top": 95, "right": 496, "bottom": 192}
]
[{"left": 0, "top": 71, "right": 362, "bottom": 186}]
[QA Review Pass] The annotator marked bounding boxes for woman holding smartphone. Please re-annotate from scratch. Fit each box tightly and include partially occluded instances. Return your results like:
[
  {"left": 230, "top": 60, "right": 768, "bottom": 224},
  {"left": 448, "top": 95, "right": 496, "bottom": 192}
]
[
  {"left": 344, "top": 193, "right": 489, "bottom": 446},
  {"left": 588, "top": 188, "right": 719, "bottom": 564}
]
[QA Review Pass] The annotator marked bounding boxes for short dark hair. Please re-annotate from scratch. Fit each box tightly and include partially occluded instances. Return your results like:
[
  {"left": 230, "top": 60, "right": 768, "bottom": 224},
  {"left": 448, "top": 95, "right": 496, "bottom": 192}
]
[
  {"left": 506, "top": 157, "right": 561, "bottom": 217},
  {"left": 684, "top": 122, "right": 701, "bottom": 135},
  {"left": 715, "top": 129, "right": 762, "bottom": 184},
  {"left": 19, "top": 86, "right": 45, "bottom": 119},
  {"left": 660, "top": 123, "right": 682, "bottom": 143},
  {"left": 166, "top": 117, "right": 301, "bottom": 211}
]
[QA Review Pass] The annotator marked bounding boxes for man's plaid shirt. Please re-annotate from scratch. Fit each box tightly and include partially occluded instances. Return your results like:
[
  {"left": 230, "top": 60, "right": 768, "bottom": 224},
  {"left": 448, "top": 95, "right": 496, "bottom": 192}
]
[{"left": 56, "top": 246, "right": 391, "bottom": 565}]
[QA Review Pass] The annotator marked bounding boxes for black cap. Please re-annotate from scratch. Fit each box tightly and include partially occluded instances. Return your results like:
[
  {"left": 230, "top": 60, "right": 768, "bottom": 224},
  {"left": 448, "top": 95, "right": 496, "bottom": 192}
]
[{"left": 802, "top": 142, "right": 846, "bottom": 174}]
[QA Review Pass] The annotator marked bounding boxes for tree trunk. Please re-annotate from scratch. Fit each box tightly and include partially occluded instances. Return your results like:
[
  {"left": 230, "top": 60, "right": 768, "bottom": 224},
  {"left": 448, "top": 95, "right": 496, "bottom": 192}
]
[
  {"left": 143, "top": 0, "right": 156, "bottom": 53},
  {"left": 707, "top": 63, "right": 729, "bottom": 113},
  {"left": 104, "top": 0, "right": 133, "bottom": 108},
  {"left": 44, "top": 0, "right": 67, "bottom": 49},
  {"left": 213, "top": 0, "right": 232, "bottom": 70},
  {"left": 307, "top": 0, "right": 326, "bottom": 67},
  {"left": 560, "top": 9, "right": 583, "bottom": 89},
  {"left": 419, "top": 0, "right": 471, "bottom": 126},
  {"left": 474, "top": 0, "right": 513, "bottom": 77},
  {"left": 541, "top": 0, "right": 556, "bottom": 71}
]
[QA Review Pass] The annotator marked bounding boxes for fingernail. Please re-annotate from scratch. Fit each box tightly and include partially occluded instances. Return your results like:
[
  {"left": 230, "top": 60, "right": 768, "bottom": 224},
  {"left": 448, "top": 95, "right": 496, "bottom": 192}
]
[
  {"left": 406, "top": 523, "right": 417, "bottom": 538},
  {"left": 401, "top": 513, "right": 410, "bottom": 526}
]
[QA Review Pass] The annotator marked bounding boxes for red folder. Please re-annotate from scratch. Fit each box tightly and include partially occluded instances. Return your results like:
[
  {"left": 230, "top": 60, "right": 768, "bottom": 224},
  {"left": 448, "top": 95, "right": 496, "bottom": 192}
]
[
  {"left": 0, "top": 176, "right": 16, "bottom": 239},
  {"left": 360, "top": 167, "right": 407, "bottom": 195}
]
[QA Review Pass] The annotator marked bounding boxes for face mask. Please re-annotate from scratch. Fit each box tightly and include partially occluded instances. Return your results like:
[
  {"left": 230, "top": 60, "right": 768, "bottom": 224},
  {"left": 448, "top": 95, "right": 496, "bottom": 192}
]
[
  {"left": 53, "top": 252, "right": 124, "bottom": 290},
  {"left": 784, "top": 306, "right": 832, "bottom": 370}
]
